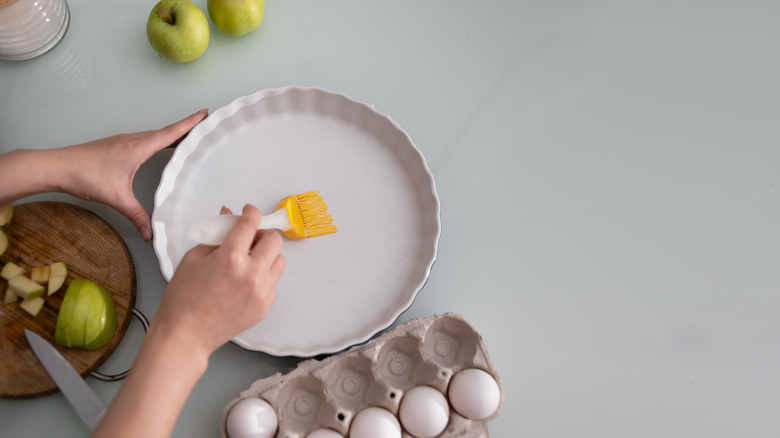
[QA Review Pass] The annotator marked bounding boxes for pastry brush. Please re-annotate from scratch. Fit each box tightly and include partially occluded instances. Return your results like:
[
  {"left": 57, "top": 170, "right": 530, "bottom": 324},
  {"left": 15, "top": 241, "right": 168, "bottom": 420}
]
[{"left": 187, "top": 191, "right": 337, "bottom": 245}]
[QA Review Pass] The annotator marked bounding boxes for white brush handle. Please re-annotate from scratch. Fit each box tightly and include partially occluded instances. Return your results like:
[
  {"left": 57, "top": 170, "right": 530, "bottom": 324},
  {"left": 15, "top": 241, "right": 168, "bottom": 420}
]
[{"left": 186, "top": 209, "right": 291, "bottom": 246}]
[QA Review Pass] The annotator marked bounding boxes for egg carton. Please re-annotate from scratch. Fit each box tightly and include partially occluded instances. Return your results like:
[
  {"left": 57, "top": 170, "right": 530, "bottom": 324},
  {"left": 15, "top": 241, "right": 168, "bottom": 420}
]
[{"left": 220, "top": 312, "right": 504, "bottom": 438}]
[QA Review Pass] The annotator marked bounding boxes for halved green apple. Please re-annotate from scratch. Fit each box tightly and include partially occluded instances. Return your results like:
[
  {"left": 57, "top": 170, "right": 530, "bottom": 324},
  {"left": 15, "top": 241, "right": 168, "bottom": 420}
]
[
  {"left": 55, "top": 279, "right": 117, "bottom": 350},
  {"left": 54, "top": 279, "right": 83, "bottom": 347}
]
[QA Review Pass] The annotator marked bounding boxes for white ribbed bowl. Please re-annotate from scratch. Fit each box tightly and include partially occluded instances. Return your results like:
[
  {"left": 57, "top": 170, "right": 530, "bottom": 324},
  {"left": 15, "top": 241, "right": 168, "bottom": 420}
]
[{"left": 0, "top": 0, "right": 70, "bottom": 61}]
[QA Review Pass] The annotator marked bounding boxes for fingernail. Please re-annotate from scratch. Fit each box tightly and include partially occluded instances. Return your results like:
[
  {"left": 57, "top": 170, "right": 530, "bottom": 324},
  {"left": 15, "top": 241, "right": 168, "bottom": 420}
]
[{"left": 141, "top": 226, "right": 152, "bottom": 242}]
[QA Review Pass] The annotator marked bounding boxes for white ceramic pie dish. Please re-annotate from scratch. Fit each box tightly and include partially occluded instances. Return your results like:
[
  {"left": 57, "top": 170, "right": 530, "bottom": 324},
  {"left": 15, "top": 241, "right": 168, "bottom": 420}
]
[{"left": 152, "top": 86, "right": 440, "bottom": 356}]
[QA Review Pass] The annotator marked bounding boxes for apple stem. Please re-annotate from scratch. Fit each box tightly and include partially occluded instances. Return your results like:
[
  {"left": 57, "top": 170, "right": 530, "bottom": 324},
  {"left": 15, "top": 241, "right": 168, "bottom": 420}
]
[{"left": 157, "top": 6, "right": 175, "bottom": 25}]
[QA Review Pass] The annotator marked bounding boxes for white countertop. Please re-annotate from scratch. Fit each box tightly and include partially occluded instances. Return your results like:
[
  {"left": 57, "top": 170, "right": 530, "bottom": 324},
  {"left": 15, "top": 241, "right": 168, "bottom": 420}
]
[{"left": 2, "top": 0, "right": 780, "bottom": 436}]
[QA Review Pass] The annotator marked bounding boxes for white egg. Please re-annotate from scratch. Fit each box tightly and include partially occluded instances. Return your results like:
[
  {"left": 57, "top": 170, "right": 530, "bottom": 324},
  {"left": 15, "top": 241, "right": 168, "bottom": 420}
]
[
  {"left": 306, "top": 429, "right": 344, "bottom": 438},
  {"left": 398, "top": 385, "right": 450, "bottom": 438},
  {"left": 349, "top": 406, "right": 401, "bottom": 438},
  {"left": 226, "top": 397, "right": 278, "bottom": 438},
  {"left": 448, "top": 368, "right": 501, "bottom": 420}
]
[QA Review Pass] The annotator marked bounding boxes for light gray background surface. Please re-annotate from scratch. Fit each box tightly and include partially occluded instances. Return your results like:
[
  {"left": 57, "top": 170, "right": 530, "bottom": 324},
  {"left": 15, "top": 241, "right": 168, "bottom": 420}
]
[{"left": 2, "top": 1, "right": 779, "bottom": 436}]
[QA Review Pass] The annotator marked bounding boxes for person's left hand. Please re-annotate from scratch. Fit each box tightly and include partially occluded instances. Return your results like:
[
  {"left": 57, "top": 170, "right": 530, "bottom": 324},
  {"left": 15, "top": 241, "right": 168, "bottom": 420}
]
[{"left": 58, "top": 110, "right": 208, "bottom": 241}]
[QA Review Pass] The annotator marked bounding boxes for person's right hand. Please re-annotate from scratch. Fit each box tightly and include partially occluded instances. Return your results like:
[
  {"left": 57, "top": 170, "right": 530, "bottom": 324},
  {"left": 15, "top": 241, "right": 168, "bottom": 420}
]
[{"left": 153, "top": 204, "right": 286, "bottom": 358}]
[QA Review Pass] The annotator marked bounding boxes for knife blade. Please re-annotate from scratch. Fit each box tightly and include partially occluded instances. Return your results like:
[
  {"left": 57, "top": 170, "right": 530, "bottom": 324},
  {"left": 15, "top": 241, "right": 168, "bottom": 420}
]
[{"left": 24, "top": 329, "right": 106, "bottom": 431}]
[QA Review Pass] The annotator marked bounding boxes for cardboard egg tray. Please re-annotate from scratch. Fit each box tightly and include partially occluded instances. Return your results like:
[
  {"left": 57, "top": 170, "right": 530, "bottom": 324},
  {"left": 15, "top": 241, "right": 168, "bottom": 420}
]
[{"left": 220, "top": 312, "right": 504, "bottom": 438}]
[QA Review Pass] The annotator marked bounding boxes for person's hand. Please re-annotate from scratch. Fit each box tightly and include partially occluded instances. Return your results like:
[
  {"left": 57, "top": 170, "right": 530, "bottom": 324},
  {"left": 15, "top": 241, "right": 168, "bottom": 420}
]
[
  {"left": 153, "top": 204, "right": 286, "bottom": 357},
  {"left": 57, "top": 109, "right": 208, "bottom": 241},
  {"left": 91, "top": 205, "right": 284, "bottom": 438}
]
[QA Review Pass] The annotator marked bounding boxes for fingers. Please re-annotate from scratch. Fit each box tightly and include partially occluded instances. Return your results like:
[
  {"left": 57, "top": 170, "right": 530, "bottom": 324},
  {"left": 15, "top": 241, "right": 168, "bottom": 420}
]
[
  {"left": 134, "top": 212, "right": 153, "bottom": 242},
  {"left": 112, "top": 194, "right": 153, "bottom": 242},
  {"left": 250, "top": 230, "right": 284, "bottom": 268},
  {"left": 165, "top": 109, "right": 208, "bottom": 142},
  {"left": 222, "top": 204, "right": 263, "bottom": 253},
  {"left": 146, "top": 109, "right": 209, "bottom": 155},
  {"left": 115, "top": 110, "right": 208, "bottom": 241},
  {"left": 181, "top": 240, "right": 218, "bottom": 260},
  {"left": 208, "top": 205, "right": 285, "bottom": 288},
  {"left": 269, "top": 252, "right": 286, "bottom": 281}
]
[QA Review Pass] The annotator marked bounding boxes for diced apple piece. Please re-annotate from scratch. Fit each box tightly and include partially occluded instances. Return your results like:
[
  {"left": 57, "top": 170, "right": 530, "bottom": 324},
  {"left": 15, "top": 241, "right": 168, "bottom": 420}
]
[
  {"left": 8, "top": 275, "right": 45, "bottom": 300},
  {"left": 49, "top": 261, "right": 67, "bottom": 277},
  {"left": 3, "top": 288, "right": 18, "bottom": 304},
  {"left": 47, "top": 262, "right": 67, "bottom": 295},
  {"left": 0, "top": 203, "right": 12, "bottom": 227},
  {"left": 20, "top": 296, "right": 45, "bottom": 317},
  {"left": 48, "top": 276, "right": 67, "bottom": 295},
  {"left": 1, "top": 262, "right": 24, "bottom": 280},
  {"left": 31, "top": 266, "right": 50, "bottom": 284},
  {"left": 0, "top": 229, "right": 7, "bottom": 257}
]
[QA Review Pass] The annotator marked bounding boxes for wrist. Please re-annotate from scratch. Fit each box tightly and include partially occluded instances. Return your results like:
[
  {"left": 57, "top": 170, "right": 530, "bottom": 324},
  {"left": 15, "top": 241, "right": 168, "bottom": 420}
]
[
  {"left": 93, "top": 310, "right": 211, "bottom": 438},
  {"left": 23, "top": 148, "right": 66, "bottom": 192},
  {"left": 140, "top": 318, "right": 211, "bottom": 379},
  {"left": 44, "top": 145, "right": 89, "bottom": 197}
]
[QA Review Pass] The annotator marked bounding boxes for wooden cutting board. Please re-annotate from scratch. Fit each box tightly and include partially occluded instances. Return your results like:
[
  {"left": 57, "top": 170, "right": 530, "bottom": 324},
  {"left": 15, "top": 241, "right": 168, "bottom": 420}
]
[{"left": 0, "top": 202, "right": 136, "bottom": 399}]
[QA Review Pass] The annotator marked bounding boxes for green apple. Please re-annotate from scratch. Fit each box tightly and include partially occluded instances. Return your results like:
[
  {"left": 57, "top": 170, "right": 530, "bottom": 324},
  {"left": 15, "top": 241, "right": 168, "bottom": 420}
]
[
  {"left": 84, "top": 296, "right": 117, "bottom": 350},
  {"left": 55, "top": 279, "right": 117, "bottom": 351},
  {"left": 54, "top": 279, "right": 82, "bottom": 347},
  {"left": 208, "top": 0, "right": 264, "bottom": 36},
  {"left": 146, "top": 0, "right": 210, "bottom": 63}
]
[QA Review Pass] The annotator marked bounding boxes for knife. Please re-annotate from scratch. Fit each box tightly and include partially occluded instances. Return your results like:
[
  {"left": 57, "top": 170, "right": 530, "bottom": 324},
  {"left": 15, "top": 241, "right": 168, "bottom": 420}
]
[{"left": 24, "top": 329, "right": 107, "bottom": 431}]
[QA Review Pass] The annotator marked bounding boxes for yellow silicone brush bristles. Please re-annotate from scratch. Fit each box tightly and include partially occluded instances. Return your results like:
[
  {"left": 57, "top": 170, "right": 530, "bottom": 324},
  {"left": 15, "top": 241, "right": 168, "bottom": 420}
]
[{"left": 277, "top": 191, "right": 338, "bottom": 240}]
